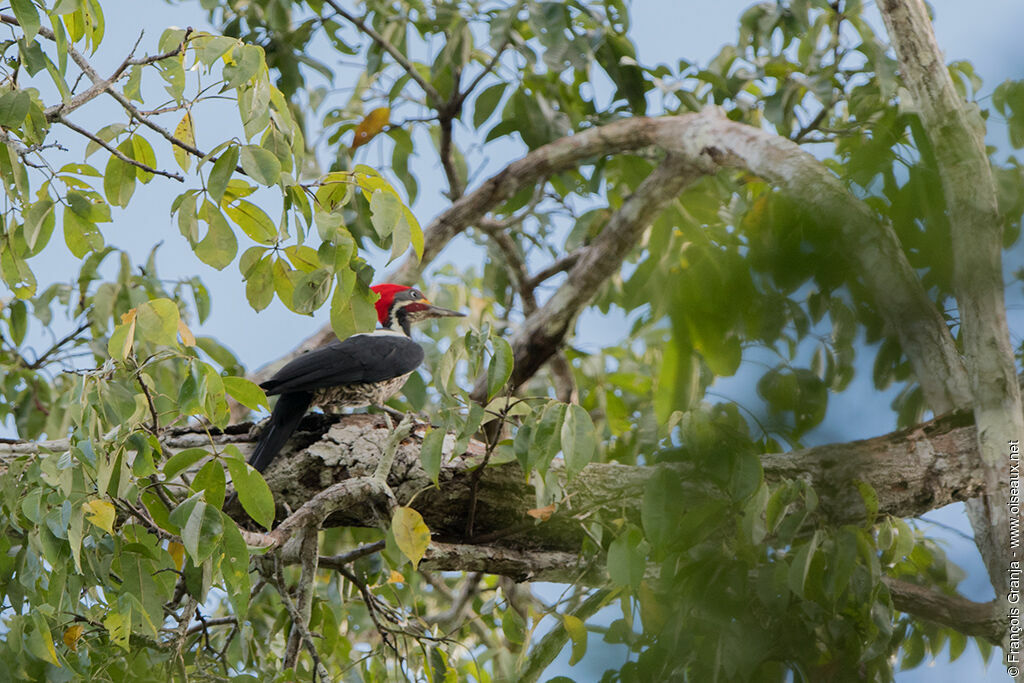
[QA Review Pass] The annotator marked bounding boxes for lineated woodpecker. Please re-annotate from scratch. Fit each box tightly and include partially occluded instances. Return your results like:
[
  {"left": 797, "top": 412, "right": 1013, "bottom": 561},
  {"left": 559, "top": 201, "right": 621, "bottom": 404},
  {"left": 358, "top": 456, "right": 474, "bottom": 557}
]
[{"left": 247, "top": 284, "right": 463, "bottom": 473}]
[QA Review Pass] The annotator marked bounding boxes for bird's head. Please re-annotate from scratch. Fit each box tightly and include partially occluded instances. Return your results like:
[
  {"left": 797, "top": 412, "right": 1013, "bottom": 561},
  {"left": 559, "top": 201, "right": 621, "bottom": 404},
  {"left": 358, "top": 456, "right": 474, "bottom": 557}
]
[{"left": 371, "top": 284, "right": 464, "bottom": 336}]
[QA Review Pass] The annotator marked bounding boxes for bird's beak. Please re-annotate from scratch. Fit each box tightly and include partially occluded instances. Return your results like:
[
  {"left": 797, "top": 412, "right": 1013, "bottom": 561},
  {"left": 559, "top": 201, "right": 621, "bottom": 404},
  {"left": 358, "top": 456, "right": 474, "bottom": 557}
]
[{"left": 421, "top": 300, "right": 465, "bottom": 319}]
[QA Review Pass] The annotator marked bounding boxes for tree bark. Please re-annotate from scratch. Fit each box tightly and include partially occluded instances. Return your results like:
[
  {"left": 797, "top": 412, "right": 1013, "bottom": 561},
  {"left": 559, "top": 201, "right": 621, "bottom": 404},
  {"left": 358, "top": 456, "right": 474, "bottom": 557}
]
[
  {"left": 878, "top": 3, "right": 1023, "bottom": 671},
  {"left": 166, "top": 410, "right": 985, "bottom": 551}
]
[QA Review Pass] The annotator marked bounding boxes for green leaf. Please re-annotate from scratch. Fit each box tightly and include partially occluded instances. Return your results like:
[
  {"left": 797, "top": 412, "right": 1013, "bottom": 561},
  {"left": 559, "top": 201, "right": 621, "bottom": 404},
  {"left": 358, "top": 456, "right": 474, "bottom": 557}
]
[
  {"left": 855, "top": 480, "right": 879, "bottom": 525},
  {"left": 473, "top": 82, "right": 507, "bottom": 127},
  {"left": 191, "top": 459, "right": 226, "bottom": 508},
  {"left": 529, "top": 401, "right": 566, "bottom": 474},
  {"left": 392, "top": 506, "right": 430, "bottom": 570},
  {"left": 11, "top": 0, "right": 40, "bottom": 41},
  {"left": 8, "top": 299, "right": 26, "bottom": 345},
  {"left": 196, "top": 201, "right": 238, "bottom": 270},
  {"left": 207, "top": 145, "right": 238, "bottom": 205},
  {"left": 27, "top": 614, "right": 58, "bottom": 665},
  {"left": 103, "top": 140, "right": 137, "bottom": 208},
  {"left": 223, "top": 44, "right": 263, "bottom": 89},
  {"left": 131, "top": 135, "right": 157, "bottom": 183},
  {"left": 219, "top": 514, "right": 251, "bottom": 621},
  {"left": 330, "top": 278, "right": 378, "bottom": 340},
  {"left": 641, "top": 467, "right": 679, "bottom": 550},
  {"left": 560, "top": 404, "right": 595, "bottom": 479},
  {"left": 226, "top": 199, "right": 277, "bottom": 244},
  {"left": 104, "top": 609, "right": 130, "bottom": 651},
  {"left": 63, "top": 208, "right": 102, "bottom": 258},
  {"left": 607, "top": 526, "right": 646, "bottom": 589},
  {"left": 292, "top": 268, "right": 332, "bottom": 314},
  {"left": 486, "top": 337, "right": 514, "bottom": 400},
  {"left": 244, "top": 255, "right": 274, "bottom": 311},
  {"left": 23, "top": 197, "right": 53, "bottom": 251},
  {"left": 0, "top": 90, "right": 30, "bottom": 127},
  {"left": 224, "top": 458, "right": 275, "bottom": 530},
  {"left": 170, "top": 496, "right": 223, "bottom": 565},
  {"left": 223, "top": 376, "right": 268, "bottom": 411},
  {"left": 787, "top": 530, "right": 821, "bottom": 598},
  {"left": 238, "top": 144, "right": 281, "bottom": 186},
  {"left": 163, "top": 447, "right": 210, "bottom": 481},
  {"left": 501, "top": 606, "right": 526, "bottom": 645},
  {"left": 419, "top": 427, "right": 446, "bottom": 486},
  {"left": 369, "top": 190, "right": 400, "bottom": 241}
]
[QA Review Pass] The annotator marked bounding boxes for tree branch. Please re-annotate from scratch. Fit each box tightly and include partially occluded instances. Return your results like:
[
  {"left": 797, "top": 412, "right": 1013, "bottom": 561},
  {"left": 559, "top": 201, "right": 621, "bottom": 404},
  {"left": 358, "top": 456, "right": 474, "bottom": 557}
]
[
  {"left": 209, "top": 410, "right": 986, "bottom": 559},
  {"left": 283, "top": 526, "right": 320, "bottom": 670},
  {"left": 477, "top": 154, "right": 699, "bottom": 398},
  {"left": 322, "top": 0, "right": 443, "bottom": 107},
  {"left": 884, "top": 576, "right": 1002, "bottom": 642},
  {"left": 878, "top": 0, "right": 1024, "bottom": 603},
  {"left": 57, "top": 116, "right": 185, "bottom": 182}
]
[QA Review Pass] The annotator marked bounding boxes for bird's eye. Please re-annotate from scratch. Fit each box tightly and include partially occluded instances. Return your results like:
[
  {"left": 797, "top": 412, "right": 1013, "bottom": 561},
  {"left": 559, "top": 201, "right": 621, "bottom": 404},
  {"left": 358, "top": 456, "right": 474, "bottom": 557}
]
[{"left": 411, "top": 290, "right": 420, "bottom": 299}]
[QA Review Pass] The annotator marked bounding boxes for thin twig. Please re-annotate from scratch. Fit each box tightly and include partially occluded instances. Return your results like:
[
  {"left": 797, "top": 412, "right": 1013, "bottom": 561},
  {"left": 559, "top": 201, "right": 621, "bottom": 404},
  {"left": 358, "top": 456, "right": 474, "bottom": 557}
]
[
  {"left": 26, "top": 322, "right": 89, "bottom": 369},
  {"left": 271, "top": 554, "right": 330, "bottom": 682},
  {"left": 322, "top": 0, "right": 443, "bottom": 107},
  {"left": 318, "top": 539, "right": 386, "bottom": 571},
  {"left": 135, "top": 372, "right": 161, "bottom": 434},
  {"left": 526, "top": 251, "right": 582, "bottom": 289},
  {"left": 58, "top": 116, "right": 185, "bottom": 181},
  {"left": 334, "top": 562, "right": 398, "bottom": 655}
]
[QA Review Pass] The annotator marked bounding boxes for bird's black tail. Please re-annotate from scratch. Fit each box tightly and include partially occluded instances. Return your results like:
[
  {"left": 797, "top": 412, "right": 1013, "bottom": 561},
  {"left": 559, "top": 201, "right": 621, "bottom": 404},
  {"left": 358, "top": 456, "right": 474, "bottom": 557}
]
[{"left": 249, "top": 391, "right": 312, "bottom": 473}]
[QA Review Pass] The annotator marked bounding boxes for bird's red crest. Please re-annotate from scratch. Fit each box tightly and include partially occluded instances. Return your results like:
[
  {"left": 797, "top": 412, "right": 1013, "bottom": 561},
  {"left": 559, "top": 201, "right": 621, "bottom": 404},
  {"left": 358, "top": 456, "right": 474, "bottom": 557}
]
[{"left": 370, "top": 284, "right": 411, "bottom": 325}]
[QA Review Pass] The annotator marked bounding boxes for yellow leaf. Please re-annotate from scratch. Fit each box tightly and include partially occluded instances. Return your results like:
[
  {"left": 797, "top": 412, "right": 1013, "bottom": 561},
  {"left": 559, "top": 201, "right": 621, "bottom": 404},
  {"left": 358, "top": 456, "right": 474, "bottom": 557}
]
[
  {"left": 167, "top": 541, "right": 185, "bottom": 571},
  {"left": 638, "top": 580, "right": 668, "bottom": 632},
  {"left": 527, "top": 503, "right": 556, "bottom": 521},
  {"left": 122, "top": 316, "right": 136, "bottom": 360},
  {"left": 104, "top": 610, "right": 130, "bottom": 651},
  {"left": 82, "top": 499, "right": 115, "bottom": 535},
  {"left": 391, "top": 506, "right": 430, "bottom": 570},
  {"left": 350, "top": 106, "right": 390, "bottom": 150},
  {"left": 176, "top": 318, "right": 196, "bottom": 346},
  {"left": 63, "top": 624, "right": 84, "bottom": 652},
  {"left": 563, "top": 614, "right": 587, "bottom": 665},
  {"left": 30, "top": 615, "right": 59, "bottom": 665},
  {"left": 387, "top": 569, "right": 405, "bottom": 584},
  {"left": 173, "top": 112, "right": 195, "bottom": 172},
  {"left": 119, "top": 309, "right": 137, "bottom": 325}
]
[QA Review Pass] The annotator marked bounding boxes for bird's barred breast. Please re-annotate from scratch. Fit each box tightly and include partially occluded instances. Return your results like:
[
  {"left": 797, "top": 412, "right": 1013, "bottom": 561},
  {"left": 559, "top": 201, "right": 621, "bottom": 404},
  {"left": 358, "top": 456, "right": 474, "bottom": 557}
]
[{"left": 311, "top": 372, "right": 413, "bottom": 410}]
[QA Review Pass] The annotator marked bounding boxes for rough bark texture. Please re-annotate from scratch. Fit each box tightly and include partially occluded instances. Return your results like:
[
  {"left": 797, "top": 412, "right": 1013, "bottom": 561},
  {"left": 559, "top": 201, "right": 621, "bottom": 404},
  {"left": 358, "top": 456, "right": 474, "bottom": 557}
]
[
  {"left": 165, "top": 411, "right": 986, "bottom": 552},
  {"left": 879, "top": 5, "right": 1023, "bottom": 670}
]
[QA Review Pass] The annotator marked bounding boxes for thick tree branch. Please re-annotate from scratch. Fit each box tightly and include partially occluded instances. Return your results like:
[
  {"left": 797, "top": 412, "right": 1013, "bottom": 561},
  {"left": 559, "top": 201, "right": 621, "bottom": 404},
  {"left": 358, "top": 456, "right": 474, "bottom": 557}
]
[
  {"left": 189, "top": 410, "right": 984, "bottom": 560},
  {"left": 483, "top": 154, "right": 699, "bottom": 396},
  {"left": 884, "top": 577, "right": 1002, "bottom": 643},
  {"left": 879, "top": 0, "right": 1024, "bottom": 606}
]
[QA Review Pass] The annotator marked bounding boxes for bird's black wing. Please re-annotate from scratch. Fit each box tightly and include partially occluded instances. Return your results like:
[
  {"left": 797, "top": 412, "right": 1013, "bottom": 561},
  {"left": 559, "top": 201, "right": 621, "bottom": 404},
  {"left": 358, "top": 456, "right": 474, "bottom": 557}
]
[{"left": 260, "top": 333, "right": 424, "bottom": 396}]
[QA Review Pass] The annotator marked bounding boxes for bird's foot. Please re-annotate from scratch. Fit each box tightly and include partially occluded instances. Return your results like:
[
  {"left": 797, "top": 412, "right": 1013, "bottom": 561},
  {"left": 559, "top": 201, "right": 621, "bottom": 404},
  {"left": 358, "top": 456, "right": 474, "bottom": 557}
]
[{"left": 376, "top": 404, "right": 409, "bottom": 423}]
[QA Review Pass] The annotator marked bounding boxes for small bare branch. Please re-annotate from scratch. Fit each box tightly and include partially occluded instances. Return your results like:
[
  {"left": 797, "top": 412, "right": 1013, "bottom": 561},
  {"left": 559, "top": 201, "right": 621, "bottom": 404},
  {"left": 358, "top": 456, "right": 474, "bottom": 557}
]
[
  {"left": 322, "top": 0, "right": 443, "bottom": 107},
  {"left": 284, "top": 527, "right": 320, "bottom": 670},
  {"left": 58, "top": 116, "right": 184, "bottom": 182}
]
